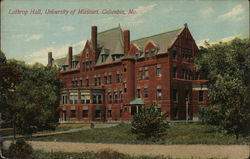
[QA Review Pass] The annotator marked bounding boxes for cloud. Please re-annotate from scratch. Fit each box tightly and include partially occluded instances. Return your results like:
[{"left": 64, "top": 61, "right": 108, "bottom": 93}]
[
  {"left": 135, "top": 4, "right": 157, "bottom": 17},
  {"left": 26, "top": 40, "right": 86, "bottom": 64},
  {"left": 200, "top": 7, "right": 213, "bottom": 15},
  {"left": 25, "top": 34, "right": 43, "bottom": 42},
  {"left": 219, "top": 35, "right": 239, "bottom": 42},
  {"left": 61, "top": 26, "right": 75, "bottom": 32},
  {"left": 197, "top": 38, "right": 210, "bottom": 47},
  {"left": 218, "top": 4, "right": 244, "bottom": 20},
  {"left": 197, "top": 35, "right": 240, "bottom": 48}
]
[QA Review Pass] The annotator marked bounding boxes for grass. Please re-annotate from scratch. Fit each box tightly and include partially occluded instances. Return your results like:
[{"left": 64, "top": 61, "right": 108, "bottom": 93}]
[
  {"left": 32, "top": 149, "right": 227, "bottom": 159},
  {"left": 33, "top": 123, "right": 250, "bottom": 145},
  {"left": 55, "top": 123, "right": 91, "bottom": 131}
]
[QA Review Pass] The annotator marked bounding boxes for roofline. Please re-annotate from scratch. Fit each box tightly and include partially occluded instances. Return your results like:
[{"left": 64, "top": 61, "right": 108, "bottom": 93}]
[{"left": 131, "top": 27, "right": 184, "bottom": 42}]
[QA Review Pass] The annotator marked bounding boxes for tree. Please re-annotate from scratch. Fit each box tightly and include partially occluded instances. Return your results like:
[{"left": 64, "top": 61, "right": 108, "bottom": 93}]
[
  {"left": 0, "top": 50, "right": 20, "bottom": 113},
  {"left": 196, "top": 38, "right": 250, "bottom": 138},
  {"left": 1, "top": 55, "right": 61, "bottom": 136},
  {"left": 131, "top": 102, "right": 169, "bottom": 140}
]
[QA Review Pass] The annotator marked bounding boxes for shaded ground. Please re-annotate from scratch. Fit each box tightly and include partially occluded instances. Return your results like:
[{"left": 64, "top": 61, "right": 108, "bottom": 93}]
[
  {"left": 32, "top": 123, "right": 250, "bottom": 145},
  {"left": 3, "top": 141, "right": 250, "bottom": 159},
  {"left": 0, "top": 123, "right": 118, "bottom": 139}
]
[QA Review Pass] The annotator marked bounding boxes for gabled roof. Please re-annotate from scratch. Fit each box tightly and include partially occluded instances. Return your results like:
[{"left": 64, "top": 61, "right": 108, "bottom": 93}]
[
  {"left": 53, "top": 25, "right": 185, "bottom": 67},
  {"left": 96, "top": 26, "right": 124, "bottom": 64},
  {"left": 131, "top": 27, "right": 184, "bottom": 53}
]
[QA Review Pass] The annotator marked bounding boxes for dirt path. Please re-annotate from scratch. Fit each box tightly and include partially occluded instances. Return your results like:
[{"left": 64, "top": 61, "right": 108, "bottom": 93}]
[{"left": 3, "top": 141, "right": 249, "bottom": 159}]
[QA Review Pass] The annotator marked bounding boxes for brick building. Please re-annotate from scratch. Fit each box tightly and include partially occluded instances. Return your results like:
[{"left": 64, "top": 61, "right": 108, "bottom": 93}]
[{"left": 48, "top": 24, "right": 208, "bottom": 121}]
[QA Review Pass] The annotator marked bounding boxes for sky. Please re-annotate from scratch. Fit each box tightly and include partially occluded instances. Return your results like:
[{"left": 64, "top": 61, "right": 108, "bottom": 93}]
[{"left": 1, "top": 0, "right": 249, "bottom": 64}]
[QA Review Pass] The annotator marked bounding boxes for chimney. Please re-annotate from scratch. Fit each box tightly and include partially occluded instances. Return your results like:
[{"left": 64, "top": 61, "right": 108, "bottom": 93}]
[
  {"left": 91, "top": 26, "right": 97, "bottom": 52},
  {"left": 68, "top": 46, "right": 73, "bottom": 69},
  {"left": 124, "top": 30, "right": 130, "bottom": 55},
  {"left": 48, "top": 52, "right": 52, "bottom": 66}
]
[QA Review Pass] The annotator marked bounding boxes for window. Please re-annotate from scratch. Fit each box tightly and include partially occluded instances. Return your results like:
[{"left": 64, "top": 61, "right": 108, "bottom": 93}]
[
  {"left": 94, "top": 77, "right": 97, "bottom": 86},
  {"left": 116, "top": 73, "right": 120, "bottom": 83},
  {"left": 156, "top": 65, "right": 161, "bottom": 77},
  {"left": 138, "top": 68, "right": 143, "bottom": 80},
  {"left": 104, "top": 75, "right": 107, "bottom": 84},
  {"left": 86, "top": 95, "right": 90, "bottom": 104},
  {"left": 135, "top": 52, "right": 139, "bottom": 59},
  {"left": 98, "top": 95, "right": 102, "bottom": 104},
  {"left": 173, "top": 88, "right": 178, "bottom": 102},
  {"left": 144, "top": 86, "right": 148, "bottom": 98},
  {"left": 95, "top": 107, "right": 101, "bottom": 118},
  {"left": 92, "top": 95, "right": 97, "bottom": 104},
  {"left": 98, "top": 76, "right": 101, "bottom": 85},
  {"left": 144, "top": 67, "right": 149, "bottom": 79},
  {"left": 81, "top": 95, "right": 85, "bottom": 104},
  {"left": 70, "top": 106, "right": 76, "bottom": 117},
  {"left": 108, "top": 74, "right": 112, "bottom": 84},
  {"left": 108, "top": 92, "right": 112, "bottom": 104},
  {"left": 108, "top": 106, "right": 112, "bottom": 117},
  {"left": 151, "top": 49, "right": 156, "bottom": 56},
  {"left": 69, "top": 94, "right": 78, "bottom": 104},
  {"left": 137, "top": 88, "right": 141, "bottom": 98},
  {"left": 157, "top": 87, "right": 162, "bottom": 100},
  {"left": 199, "top": 90, "right": 204, "bottom": 102},
  {"left": 182, "top": 69, "right": 186, "bottom": 79},
  {"left": 86, "top": 48, "right": 89, "bottom": 58},
  {"left": 173, "top": 66, "right": 177, "bottom": 78},
  {"left": 72, "top": 61, "right": 78, "bottom": 68},
  {"left": 86, "top": 78, "right": 89, "bottom": 87},
  {"left": 80, "top": 79, "right": 82, "bottom": 87},
  {"left": 82, "top": 106, "right": 88, "bottom": 118},
  {"left": 119, "top": 90, "right": 123, "bottom": 102},
  {"left": 114, "top": 91, "right": 118, "bottom": 103},
  {"left": 62, "top": 94, "right": 67, "bottom": 104},
  {"left": 124, "top": 82, "right": 127, "bottom": 92}
]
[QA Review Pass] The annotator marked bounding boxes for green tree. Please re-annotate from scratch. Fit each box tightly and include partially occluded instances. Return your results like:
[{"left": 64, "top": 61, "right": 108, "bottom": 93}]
[
  {"left": 131, "top": 102, "right": 169, "bottom": 141},
  {"left": 196, "top": 38, "right": 250, "bottom": 138},
  {"left": 1, "top": 55, "right": 61, "bottom": 136}
]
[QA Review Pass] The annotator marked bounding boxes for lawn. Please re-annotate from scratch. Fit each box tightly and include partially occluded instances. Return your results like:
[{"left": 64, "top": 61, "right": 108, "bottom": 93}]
[
  {"left": 33, "top": 122, "right": 250, "bottom": 145},
  {"left": 55, "top": 123, "right": 91, "bottom": 131}
]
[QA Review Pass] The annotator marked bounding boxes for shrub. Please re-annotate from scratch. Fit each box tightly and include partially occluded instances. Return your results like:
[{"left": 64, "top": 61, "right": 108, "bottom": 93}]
[
  {"left": 131, "top": 102, "right": 169, "bottom": 141},
  {"left": 8, "top": 139, "right": 33, "bottom": 159}
]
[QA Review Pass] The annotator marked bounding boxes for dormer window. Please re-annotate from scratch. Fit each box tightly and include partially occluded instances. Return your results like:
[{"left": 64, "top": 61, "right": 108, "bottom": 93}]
[
  {"left": 112, "top": 54, "right": 123, "bottom": 61},
  {"left": 140, "top": 50, "right": 143, "bottom": 56},
  {"left": 72, "top": 56, "right": 79, "bottom": 68},
  {"left": 101, "top": 55, "right": 107, "bottom": 62},
  {"left": 62, "top": 64, "right": 68, "bottom": 71}
]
